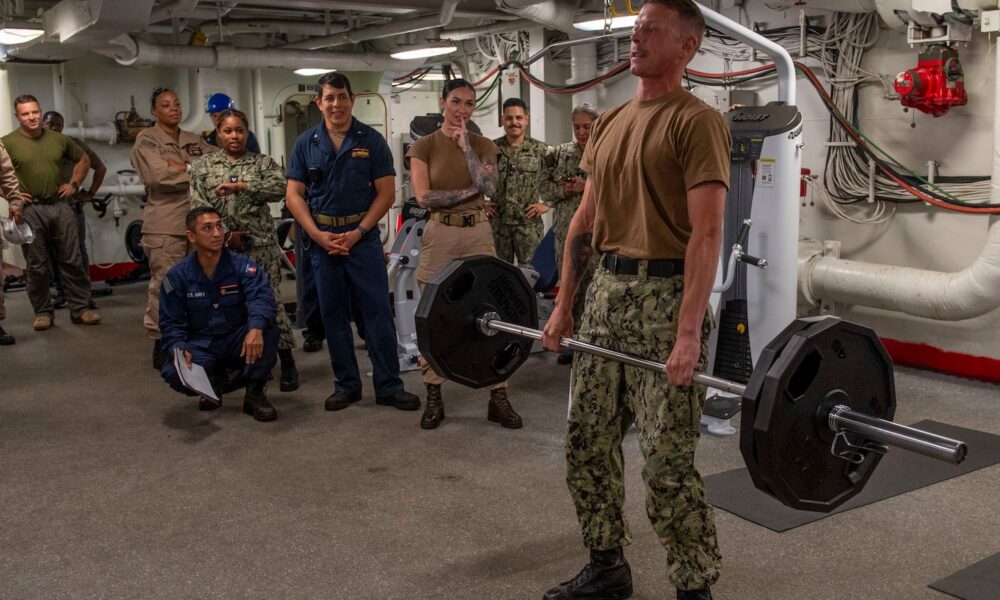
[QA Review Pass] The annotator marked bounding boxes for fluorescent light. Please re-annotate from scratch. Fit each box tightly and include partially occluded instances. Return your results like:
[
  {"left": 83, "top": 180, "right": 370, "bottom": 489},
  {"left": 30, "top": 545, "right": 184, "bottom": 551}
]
[
  {"left": 294, "top": 68, "right": 336, "bottom": 77},
  {"left": 574, "top": 14, "right": 637, "bottom": 32},
  {"left": 390, "top": 43, "right": 457, "bottom": 60},
  {"left": 0, "top": 27, "right": 43, "bottom": 45}
]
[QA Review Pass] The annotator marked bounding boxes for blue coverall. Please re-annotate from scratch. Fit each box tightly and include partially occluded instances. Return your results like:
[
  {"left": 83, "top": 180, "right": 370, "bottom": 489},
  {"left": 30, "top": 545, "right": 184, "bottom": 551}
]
[{"left": 159, "top": 249, "right": 278, "bottom": 394}]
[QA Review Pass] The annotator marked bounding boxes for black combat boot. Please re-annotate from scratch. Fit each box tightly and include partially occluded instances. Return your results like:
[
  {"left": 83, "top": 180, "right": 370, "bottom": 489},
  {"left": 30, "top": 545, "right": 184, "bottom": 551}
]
[
  {"left": 278, "top": 348, "right": 300, "bottom": 392},
  {"left": 542, "top": 548, "right": 633, "bottom": 600},
  {"left": 0, "top": 324, "right": 14, "bottom": 345},
  {"left": 488, "top": 388, "right": 523, "bottom": 429},
  {"left": 243, "top": 381, "right": 277, "bottom": 422},
  {"left": 152, "top": 339, "right": 166, "bottom": 370},
  {"left": 302, "top": 333, "right": 323, "bottom": 353},
  {"left": 677, "top": 587, "right": 713, "bottom": 600},
  {"left": 420, "top": 384, "right": 444, "bottom": 429}
]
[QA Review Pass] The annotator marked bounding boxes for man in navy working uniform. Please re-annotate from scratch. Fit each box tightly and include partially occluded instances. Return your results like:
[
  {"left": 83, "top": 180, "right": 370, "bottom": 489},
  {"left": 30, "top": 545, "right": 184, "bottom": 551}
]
[
  {"left": 159, "top": 206, "right": 279, "bottom": 422},
  {"left": 285, "top": 72, "right": 420, "bottom": 412}
]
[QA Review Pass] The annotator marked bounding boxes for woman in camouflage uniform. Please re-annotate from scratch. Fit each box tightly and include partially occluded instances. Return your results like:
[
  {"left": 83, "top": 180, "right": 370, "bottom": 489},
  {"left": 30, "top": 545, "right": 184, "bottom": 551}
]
[
  {"left": 189, "top": 109, "right": 300, "bottom": 392},
  {"left": 544, "top": 103, "right": 600, "bottom": 364}
]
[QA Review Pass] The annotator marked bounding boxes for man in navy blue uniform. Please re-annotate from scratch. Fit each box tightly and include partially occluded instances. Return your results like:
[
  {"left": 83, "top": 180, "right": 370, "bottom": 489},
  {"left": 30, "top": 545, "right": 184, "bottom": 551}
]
[
  {"left": 159, "top": 206, "right": 279, "bottom": 422},
  {"left": 285, "top": 72, "right": 419, "bottom": 412}
]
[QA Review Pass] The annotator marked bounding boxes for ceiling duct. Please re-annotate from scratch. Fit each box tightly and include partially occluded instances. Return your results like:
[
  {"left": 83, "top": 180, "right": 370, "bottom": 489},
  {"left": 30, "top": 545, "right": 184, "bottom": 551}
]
[
  {"left": 495, "top": 0, "right": 580, "bottom": 34},
  {"left": 99, "top": 34, "right": 424, "bottom": 71},
  {"left": 282, "top": 0, "right": 461, "bottom": 50}
]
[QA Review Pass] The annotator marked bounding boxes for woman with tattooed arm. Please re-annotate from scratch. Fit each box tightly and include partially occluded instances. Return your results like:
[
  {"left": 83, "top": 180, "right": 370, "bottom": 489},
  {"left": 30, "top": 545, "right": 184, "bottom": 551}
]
[{"left": 407, "top": 79, "right": 523, "bottom": 431}]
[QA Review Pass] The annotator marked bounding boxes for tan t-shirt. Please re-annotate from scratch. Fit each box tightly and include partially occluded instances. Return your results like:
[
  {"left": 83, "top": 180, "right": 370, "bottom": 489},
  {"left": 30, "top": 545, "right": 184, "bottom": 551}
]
[
  {"left": 581, "top": 88, "right": 731, "bottom": 260},
  {"left": 406, "top": 129, "right": 500, "bottom": 214}
]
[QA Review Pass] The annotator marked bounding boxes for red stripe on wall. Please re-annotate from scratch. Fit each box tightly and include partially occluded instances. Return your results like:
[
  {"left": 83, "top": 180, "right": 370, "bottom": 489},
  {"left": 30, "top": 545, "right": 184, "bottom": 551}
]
[{"left": 881, "top": 337, "right": 1000, "bottom": 383}]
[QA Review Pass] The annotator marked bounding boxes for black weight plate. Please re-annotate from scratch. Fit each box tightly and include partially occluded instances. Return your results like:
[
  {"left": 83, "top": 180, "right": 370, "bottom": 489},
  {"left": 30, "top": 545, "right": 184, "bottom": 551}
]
[
  {"left": 751, "top": 318, "right": 896, "bottom": 512},
  {"left": 415, "top": 256, "right": 538, "bottom": 388},
  {"left": 739, "top": 317, "right": 819, "bottom": 499}
]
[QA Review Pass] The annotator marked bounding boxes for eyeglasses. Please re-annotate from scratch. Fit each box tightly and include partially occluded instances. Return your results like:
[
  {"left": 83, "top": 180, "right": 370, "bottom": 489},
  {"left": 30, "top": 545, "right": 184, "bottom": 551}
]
[{"left": 149, "top": 87, "right": 171, "bottom": 108}]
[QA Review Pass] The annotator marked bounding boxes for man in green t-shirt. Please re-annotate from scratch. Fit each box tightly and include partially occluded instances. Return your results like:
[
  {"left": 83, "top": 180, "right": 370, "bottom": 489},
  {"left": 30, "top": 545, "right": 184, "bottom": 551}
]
[{"left": 3, "top": 94, "right": 100, "bottom": 330}]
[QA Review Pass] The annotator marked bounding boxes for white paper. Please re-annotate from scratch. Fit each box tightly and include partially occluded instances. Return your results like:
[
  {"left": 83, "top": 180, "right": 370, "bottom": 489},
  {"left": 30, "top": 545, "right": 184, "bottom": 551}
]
[{"left": 173, "top": 348, "right": 220, "bottom": 402}]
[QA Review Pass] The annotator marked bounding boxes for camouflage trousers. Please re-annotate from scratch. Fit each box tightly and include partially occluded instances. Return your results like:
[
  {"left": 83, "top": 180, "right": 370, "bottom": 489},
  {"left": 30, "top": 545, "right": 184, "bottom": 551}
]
[
  {"left": 491, "top": 220, "right": 543, "bottom": 266},
  {"left": 566, "top": 261, "right": 721, "bottom": 591},
  {"left": 246, "top": 243, "right": 296, "bottom": 351}
]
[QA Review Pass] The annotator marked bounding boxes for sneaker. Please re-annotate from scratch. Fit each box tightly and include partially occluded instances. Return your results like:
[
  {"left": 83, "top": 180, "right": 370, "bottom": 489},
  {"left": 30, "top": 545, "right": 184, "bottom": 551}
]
[
  {"left": 375, "top": 389, "right": 420, "bottom": 411},
  {"left": 324, "top": 389, "right": 362, "bottom": 411},
  {"left": 243, "top": 385, "right": 276, "bottom": 422},
  {"left": 71, "top": 309, "right": 101, "bottom": 325},
  {"left": 543, "top": 549, "right": 633, "bottom": 600},
  {"left": 33, "top": 314, "right": 54, "bottom": 331}
]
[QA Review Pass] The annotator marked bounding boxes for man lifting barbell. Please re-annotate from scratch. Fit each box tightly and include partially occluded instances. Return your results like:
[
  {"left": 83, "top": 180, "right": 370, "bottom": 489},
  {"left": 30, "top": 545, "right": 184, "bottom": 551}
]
[
  {"left": 415, "top": 260, "right": 968, "bottom": 600},
  {"left": 414, "top": 2, "right": 968, "bottom": 599}
]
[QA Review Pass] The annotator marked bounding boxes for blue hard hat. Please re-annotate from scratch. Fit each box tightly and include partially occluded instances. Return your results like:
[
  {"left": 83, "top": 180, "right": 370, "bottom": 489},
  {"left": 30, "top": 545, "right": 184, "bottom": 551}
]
[{"left": 205, "top": 93, "right": 235, "bottom": 114}]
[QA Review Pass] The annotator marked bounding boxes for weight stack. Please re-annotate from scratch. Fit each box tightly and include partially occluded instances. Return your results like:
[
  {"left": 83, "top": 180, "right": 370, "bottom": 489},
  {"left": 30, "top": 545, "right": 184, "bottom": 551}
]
[{"left": 712, "top": 299, "right": 753, "bottom": 384}]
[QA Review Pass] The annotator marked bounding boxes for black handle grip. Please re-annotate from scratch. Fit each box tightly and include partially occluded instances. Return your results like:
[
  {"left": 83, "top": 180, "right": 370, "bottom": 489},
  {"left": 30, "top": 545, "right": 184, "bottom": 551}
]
[
  {"left": 736, "top": 220, "right": 751, "bottom": 248},
  {"left": 739, "top": 253, "right": 767, "bottom": 269}
]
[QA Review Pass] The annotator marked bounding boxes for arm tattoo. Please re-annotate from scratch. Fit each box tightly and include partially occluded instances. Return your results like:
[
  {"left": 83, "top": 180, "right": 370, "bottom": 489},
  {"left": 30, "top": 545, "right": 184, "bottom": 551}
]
[
  {"left": 568, "top": 232, "right": 594, "bottom": 286},
  {"left": 464, "top": 145, "right": 498, "bottom": 197},
  {"left": 422, "top": 186, "right": 479, "bottom": 208}
]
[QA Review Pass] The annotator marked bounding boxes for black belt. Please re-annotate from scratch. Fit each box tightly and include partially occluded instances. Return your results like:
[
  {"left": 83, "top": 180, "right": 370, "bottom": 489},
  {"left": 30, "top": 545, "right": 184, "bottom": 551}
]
[
  {"left": 600, "top": 253, "right": 685, "bottom": 278},
  {"left": 31, "top": 196, "right": 59, "bottom": 205}
]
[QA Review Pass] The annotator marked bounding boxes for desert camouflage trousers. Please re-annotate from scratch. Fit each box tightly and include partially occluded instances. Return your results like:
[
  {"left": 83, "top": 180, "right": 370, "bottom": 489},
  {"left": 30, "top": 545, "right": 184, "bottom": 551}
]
[{"left": 565, "top": 261, "right": 721, "bottom": 590}]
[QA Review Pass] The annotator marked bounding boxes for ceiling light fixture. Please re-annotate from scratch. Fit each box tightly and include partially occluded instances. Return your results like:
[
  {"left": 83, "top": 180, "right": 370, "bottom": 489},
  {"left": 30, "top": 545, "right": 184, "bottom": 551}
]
[
  {"left": 573, "top": 14, "right": 637, "bottom": 32},
  {"left": 390, "top": 42, "right": 457, "bottom": 60},
  {"left": 0, "top": 23, "right": 44, "bottom": 45},
  {"left": 294, "top": 68, "right": 336, "bottom": 77}
]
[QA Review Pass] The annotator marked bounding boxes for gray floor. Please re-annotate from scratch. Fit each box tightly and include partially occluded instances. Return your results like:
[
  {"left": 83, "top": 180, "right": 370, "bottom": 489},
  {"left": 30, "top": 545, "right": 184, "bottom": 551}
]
[{"left": 1, "top": 281, "right": 999, "bottom": 600}]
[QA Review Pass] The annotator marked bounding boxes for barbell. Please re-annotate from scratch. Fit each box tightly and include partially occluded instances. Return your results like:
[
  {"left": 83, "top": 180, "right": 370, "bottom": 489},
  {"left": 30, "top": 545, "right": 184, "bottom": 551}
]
[{"left": 414, "top": 255, "right": 968, "bottom": 513}]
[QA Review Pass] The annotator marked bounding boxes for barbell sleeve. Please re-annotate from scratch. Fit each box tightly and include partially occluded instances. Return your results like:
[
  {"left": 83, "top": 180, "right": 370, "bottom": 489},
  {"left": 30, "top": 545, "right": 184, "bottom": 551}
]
[
  {"left": 828, "top": 405, "right": 968, "bottom": 465},
  {"left": 481, "top": 316, "right": 969, "bottom": 465}
]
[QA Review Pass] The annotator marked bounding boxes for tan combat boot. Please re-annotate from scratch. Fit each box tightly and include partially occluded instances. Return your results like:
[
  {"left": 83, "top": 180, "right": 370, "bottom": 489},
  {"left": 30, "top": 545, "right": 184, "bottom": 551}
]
[
  {"left": 71, "top": 309, "right": 101, "bottom": 325},
  {"left": 33, "top": 314, "right": 53, "bottom": 330}
]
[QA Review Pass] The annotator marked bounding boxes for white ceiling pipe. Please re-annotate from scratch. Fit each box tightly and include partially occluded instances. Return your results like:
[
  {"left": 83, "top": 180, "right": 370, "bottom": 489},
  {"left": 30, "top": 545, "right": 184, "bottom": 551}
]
[
  {"left": 699, "top": 3, "right": 796, "bottom": 106},
  {"left": 199, "top": 19, "right": 352, "bottom": 42},
  {"left": 63, "top": 123, "right": 117, "bottom": 144},
  {"left": 102, "top": 35, "right": 422, "bottom": 71},
  {"left": 799, "top": 46, "right": 1000, "bottom": 321},
  {"left": 179, "top": 68, "right": 204, "bottom": 132},
  {"left": 281, "top": 0, "right": 461, "bottom": 50},
  {"left": 495, "top": 0, "right": 579, "bottom": 35},
  {"left": 149, "top": 0, "right": 203, "bottom": 24},
  {"left": 440, "top": 18, "right": 537, "bottom": 41}
]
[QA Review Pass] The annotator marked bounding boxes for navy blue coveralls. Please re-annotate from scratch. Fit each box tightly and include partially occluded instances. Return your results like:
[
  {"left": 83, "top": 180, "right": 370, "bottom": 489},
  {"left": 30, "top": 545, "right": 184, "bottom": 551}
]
[
  {"left": 287, "top": 117, "right": 403, "bottom": 398},
  {"left": 159, "top": 250, "right": 278, "bottom": 394}
]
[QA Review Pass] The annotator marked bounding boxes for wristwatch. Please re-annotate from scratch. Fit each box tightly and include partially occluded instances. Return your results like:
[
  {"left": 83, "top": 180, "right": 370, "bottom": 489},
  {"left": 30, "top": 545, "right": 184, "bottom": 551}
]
[
  {"left": 70, "top": 181, "right": 80, "bottom": 190},
  {"left": 356, "top": 224, "right": 369, "bottom": 236}
]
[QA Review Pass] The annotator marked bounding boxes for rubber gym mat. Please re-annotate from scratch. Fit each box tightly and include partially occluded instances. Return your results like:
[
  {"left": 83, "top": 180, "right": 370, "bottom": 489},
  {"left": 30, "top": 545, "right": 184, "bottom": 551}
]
[
  {"left": 929, "top": 551, "right": 1000, "bottom": 599},
  {"left": 704, "top": 420, "right": 1000, "bottom": 532}
]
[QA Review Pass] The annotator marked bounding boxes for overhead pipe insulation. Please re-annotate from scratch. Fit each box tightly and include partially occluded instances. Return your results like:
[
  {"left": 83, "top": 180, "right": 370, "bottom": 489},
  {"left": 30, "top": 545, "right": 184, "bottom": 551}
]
[
  {"left": 281, "top": 0, "right": 461, "bottom": 50},
  {"left": 99, "top": 35, "right": 423, "bottom": 71}
]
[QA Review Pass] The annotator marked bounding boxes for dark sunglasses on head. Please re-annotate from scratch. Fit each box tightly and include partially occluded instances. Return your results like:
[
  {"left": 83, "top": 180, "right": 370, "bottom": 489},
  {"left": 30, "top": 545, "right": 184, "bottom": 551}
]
[{"left": 150, "top": 87, "right": 171, "bottom": 108}]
